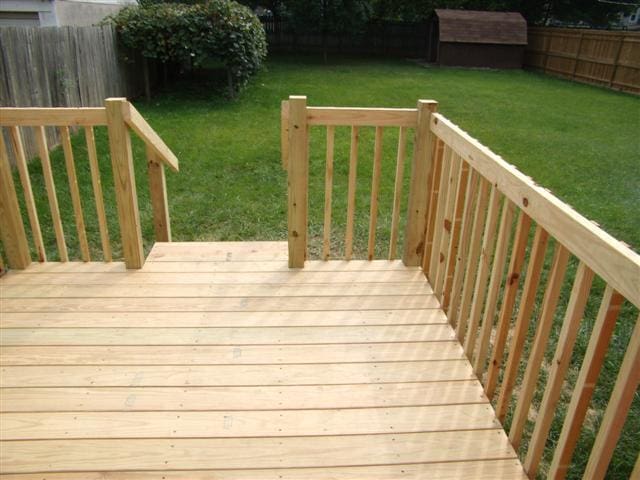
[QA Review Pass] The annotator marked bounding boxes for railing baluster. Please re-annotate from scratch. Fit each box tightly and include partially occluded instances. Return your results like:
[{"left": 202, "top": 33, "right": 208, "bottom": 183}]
[
  {"left": 447, "top": 169, "right": 480, "bottom": 328},
  {"left": 434, "top": 152, "right": 462, "bottom": 299},
  {"left": 388, "top": 126, "right": 407, "bottom": 260},
  {"left": 84, "top": 126, "right": 112, "bottom": 262},
  {"left": 485, "top": 211, "right": 532, "bottom": 399},
  {"left": 344, "top": 125, "right": 359, "bottom": 260},
  {"left": 509, "top": 243, "right": 571, "bottom": 449},
  {"left": 147, "top": 146, "right": 171, "bottom": 243},
  {"left": 421, "top": 139, "right": 444, "bottom": 272},
  {"left": 322, "top": 125, "right": 335, "bottom": 260},
  {"left": 456, "top": 178, "right": 491, "bottom": 342},
  {"left": 495, "top": 226, "right": 550, "bottom": 418},
  {"left": 442, "top": 161, "right": 470, "bottom": 312},
  {"left": 59, "top": 126, "right": 90, "bottom": 262},
  {"left": 9, "top": 126, "right": 46, "bottom": 262},
  {"left": 367, "top": 126, "right": 383, "bottom": 260},
  {"left": 427, "top": 145, "right": 453, "bottom": 285},
  {"left": 0, "top": 133, "right": 31, "bottom": 269},
  {"left": 463, "top": 186, "right": 502, "bottom": 358},
  {"left": 523, "top": 262, "right": 595, "bottom": 478},
  {"left": 35, "top": 126, "right": 68, "bottom": 262},
  {"left": 549, "top": 285, "right": 624, "bottom": 479},
  {"left": 474, "top": 199, "right": 516, "bottom": 377}
]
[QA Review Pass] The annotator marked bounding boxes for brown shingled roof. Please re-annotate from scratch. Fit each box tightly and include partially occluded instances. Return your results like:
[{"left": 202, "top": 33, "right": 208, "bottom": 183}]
[{"left": 435, "top": 9, "right": 527, "bottom": 45}]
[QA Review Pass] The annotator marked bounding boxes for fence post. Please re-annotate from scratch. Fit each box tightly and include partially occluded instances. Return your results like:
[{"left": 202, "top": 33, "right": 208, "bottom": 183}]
[
  {"left": 146, "top": 146, "right": 171, "bottom": 242},
  {"left": 0, "top": 134, "right": 31, "bottom": 269},
  {"left": 287, "top": 95, "right": 308, "bottom": 268},
  {"left": 105, "top": 98, "right": 145, "bottom": 269},
  {"left": 403, "top": 99, "right": 438, "bottom": 266}
]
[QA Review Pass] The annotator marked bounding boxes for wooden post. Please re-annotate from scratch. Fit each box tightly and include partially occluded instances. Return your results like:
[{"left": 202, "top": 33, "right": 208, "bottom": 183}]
[
  {"left": 287, "top": 95, "right": 308, "bottom": 268},
  {"left": 147, "top": 146, "right": 171, "bottom": 242},
  {"left": 403, "top": 99, "right": 438, "bottom": 266},
  {"left": 0, "top": 133, "right": 31, "bottom": 269},
  {"left": 105, "top": 98, "right": 144, "bottom": 269}
]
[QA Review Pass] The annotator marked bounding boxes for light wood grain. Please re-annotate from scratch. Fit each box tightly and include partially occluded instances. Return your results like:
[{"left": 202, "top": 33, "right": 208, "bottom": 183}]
[
  {"left": 367, "top": 126, "right": 384, "bottom": 260},
  {"left": 345, "top": 126, "right": 359, "bottom": 260},
  {"left": 148, "top": 241, "right": 288, "bottom": 262},
  {"left": 428, "top": 146, "right": 453, "bottom": 287},
  {"left": 0, "top": 107, "right": 107, "bottom": 126},
  {"left": 84, "top": 126, "right": 111, "bottom": 261},
  {"left": 307, "top": 107, "right": 418, "bottom": 127},
  {"left": 280, "top": 100, "right": 289, "bottom": 169},
  {"left": 388, "top": 126, "right": 407, "bottom": 260},
  {"left": 421, "top": 139, "right": 444, "bottom": 272},
  {"left": 287, "top": 96, "right": 308, "bottom": 268},
  {"left": 146, "top": 148, "right": 171, "bottom": 242},
  {"left": 322, "top": 125, "right": 335, "bottom": 260}
]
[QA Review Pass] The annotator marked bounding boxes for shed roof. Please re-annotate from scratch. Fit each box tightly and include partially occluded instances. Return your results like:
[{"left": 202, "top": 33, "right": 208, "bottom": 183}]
[{"left": 435, "top": 9, "right": 527, "bottom": 45}]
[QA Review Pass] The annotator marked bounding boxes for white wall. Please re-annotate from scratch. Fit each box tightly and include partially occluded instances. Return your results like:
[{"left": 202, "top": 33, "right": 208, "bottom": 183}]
[{"left": 0, "top": 0, "right": 136, "bottom": 26}]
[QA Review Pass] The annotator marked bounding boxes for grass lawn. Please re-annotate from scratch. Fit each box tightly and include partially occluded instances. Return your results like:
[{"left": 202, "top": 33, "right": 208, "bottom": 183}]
[{"left": 6, "top": 54, "right": 640, "bottom": 479}]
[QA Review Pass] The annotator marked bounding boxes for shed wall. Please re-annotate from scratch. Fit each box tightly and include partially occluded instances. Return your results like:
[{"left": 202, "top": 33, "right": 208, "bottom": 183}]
[{"left": 438, "top": 43, "right": 524, "bottom": 68}]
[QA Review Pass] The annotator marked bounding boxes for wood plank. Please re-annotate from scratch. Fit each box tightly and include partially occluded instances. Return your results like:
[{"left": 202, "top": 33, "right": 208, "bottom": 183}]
[
  {"left": 16, "top": 259, "right": 419, "bottom": 273},
  {"left": 0, "top": 270, "right": 426, "bottom": 285},
  {"left": 287, "top": 96, "right": 308, "bottom": 268},
  {"left": 0, "top": 309, "right": 447, "bottom": 328},
  {"left": 523, "top": 262, "right": 594, "bottom": 477},
  {"left": 403, "top": 100, "right": 438, "bottom": 266},
  {"left": 548, "top": 286, "right": 624, "bottom": 479},
  {"left": 431, "top": 113, "right": 640, "bottom": 308},
  {"left": 473, "top": 199, "right": 515, "bottom": 377},
  {"left": 345, "top": 126, "right": 359, "bottom": 260},
  {"left": 0, "top": 459, "right": 529, "bottom": 480},
  {"left": 0, "top": 325, "right": 455, "bottom": 346},
  {"left": 306, "top": 107, "right": 417, "bottom": 127},
  {"left": 0, "top": 342, "right": 463, "bottom": 365},
  {"left": 0, "top": 107, "right": 107, "bottom": 126},
  {"left": 509, "top": 244, "right": 570, "bottom": 450},
  {"left": 322, "top": 125, "right": 335, "bottom": 260},
  {"left": 0, "top": 360, "right": 475, "bottom": 387},
  {"left": 84, "top": 126, "right": 111, "bottom": 261},
  {"left": 9, "top": 126, "right": 46, "bottom": 262},
  {"left": 367, "top": 126, "right": 384, "bottom": 260},
  {"left": 0, "top": 430, "right": 515, "bottom": 473},
  {"left": 463, "top": 187, "right": 502, "bottom": 357},
  {"left": 0, "top": 404, "right": 499, "bottom": 440},
  {"left": 148, "top": 242, "right": 288, "bottom": 262},
  {"left": 388, "top": 126, "right": 407, "bottom": 260},
  {"left": 59, "top": 126, "right": 90, "bottom": 262},
  {"left": 0, "top": 132, "right": 31, "bottom": 269},
  {"left": 0, "top": 381, "right": 486, "bottom": 412},
  {"left": 427, "top": 145, "right": 453, "bottom": 285},
  {"left": 0, "top": 282, "right": 433, "bottom": 298},
  {"left": 421, "top": 139, "right": 444, "bottom": 272},
  {"left": 280, "top": 100, "right": 289, "bottom": 169},
  {"left": 583, "top": 313, "right": 640, "bottom": 479},
  {"left": 0, "top": 295, "right": 440, "bottom": 312},
  {"left": 485, "top": 211, "right": 532, "bottom": 399},
  {"left": 35, "top": 126, "right": 68, "bottom": 262},
  {"left": 105, "top": 98, "right": 144, "bottom": 270}
]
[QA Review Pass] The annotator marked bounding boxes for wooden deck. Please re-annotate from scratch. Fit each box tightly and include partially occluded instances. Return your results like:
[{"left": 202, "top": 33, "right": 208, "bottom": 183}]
[{"left": 0, "top": 241, "right": 527, "bottom": 479}]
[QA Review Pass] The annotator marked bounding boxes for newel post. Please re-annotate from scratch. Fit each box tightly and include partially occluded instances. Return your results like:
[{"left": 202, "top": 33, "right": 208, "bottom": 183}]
[
  {"left": 403, "top": 99, "right": 438, "bottom": 266},
  {"left": 0, "top": 133, "right": 31, "bottom": 269},
  {"left": 146, "top": 146, "right": 171, "bottom": 242},
  {"left": 287, "top": 95, "right": 309, "bottom": 268},
  {"left": 105, "top": 98, "right": 145, "bottom": 269}
]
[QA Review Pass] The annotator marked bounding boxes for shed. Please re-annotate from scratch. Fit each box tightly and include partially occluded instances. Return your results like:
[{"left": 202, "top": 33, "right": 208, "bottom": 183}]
[{"left": 429, "top": 10, "right": 527, "bottom": 68}]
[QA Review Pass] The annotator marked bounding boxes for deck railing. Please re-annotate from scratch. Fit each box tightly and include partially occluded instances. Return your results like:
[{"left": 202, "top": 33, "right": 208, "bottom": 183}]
[
  {"left": 0, "top": 98, "right": 178, "bottom": 270},
  {"left": 283, "top": 95, "right": 640, "bottom": 478}
]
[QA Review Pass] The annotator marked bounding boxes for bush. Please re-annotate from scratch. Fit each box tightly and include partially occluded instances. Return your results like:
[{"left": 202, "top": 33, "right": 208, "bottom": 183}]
[{"left": 108, "top": 0, "right": 267, "bottom": 92}]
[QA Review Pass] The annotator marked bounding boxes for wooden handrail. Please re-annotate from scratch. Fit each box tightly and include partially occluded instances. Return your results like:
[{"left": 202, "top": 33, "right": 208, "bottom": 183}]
[
  {"left": 430, "top": 112, "right": 640, "bottom": 308},
  {"left": 0, "top": 108, "right": 107, "bottom": 126},
  {"left": 307, "top": 107, "right": 418, "bottom": 127}
]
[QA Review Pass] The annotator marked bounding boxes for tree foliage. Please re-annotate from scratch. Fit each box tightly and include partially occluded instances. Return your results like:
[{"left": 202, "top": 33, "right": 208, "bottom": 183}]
[{"left": 108, "top": 0, "right": 267, "bottom": 90}]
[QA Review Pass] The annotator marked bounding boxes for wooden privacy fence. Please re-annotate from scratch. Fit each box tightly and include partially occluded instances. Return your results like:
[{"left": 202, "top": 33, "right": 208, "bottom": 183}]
[
  {"left": 283, "top": 95, "right": 640, "bottom": 477},
  {"left": 525, "top": 27, "right": 640, "bottom": 94},
  {"left": 0, "top": 25, "right": 141, "bottom": 162},
  {"left": 0, "top": 99, "right": 178, "bottom": 270}
]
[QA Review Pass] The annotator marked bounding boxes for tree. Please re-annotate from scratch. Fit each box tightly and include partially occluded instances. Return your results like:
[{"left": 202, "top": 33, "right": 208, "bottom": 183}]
[{"left": 283, "top": 0, "right": 372, "bottom": 61}]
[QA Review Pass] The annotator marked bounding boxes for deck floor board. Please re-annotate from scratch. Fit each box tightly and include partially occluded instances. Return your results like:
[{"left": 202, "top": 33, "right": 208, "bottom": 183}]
[{"left": 0, "top": 241, "right": 526, "bottom": 478}]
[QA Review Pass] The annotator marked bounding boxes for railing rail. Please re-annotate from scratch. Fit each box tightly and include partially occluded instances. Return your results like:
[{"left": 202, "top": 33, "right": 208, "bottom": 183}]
[
  {"left": 283, "top": 95, "right": 640, "bottom": 478},
  {"left": 0, "top": 98, "right": 179, "bottom": 270}
]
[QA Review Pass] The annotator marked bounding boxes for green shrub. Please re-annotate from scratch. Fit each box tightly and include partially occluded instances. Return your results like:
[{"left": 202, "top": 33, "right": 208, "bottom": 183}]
[{"left": 108, "top": 0, "right": 267, "bottom": 92}]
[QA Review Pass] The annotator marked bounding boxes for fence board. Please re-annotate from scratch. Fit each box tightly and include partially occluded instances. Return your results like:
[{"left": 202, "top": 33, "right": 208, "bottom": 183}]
[
  {"left": 525, "top": 27, "right": 640, "bottom": 94},
  {"left": 0, "top": 25, "right": 140, "bottom": 162}
]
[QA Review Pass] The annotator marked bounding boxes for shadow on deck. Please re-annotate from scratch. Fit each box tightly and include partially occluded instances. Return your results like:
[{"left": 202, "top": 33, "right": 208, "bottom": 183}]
[{"left": 0, "top": 241, "right": 526, "bottom": 479}]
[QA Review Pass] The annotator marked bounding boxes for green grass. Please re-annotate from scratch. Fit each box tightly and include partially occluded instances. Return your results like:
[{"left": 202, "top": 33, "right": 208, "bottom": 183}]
[{"left": 6, "top": 55, "right": 640, "bottom": 479}]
